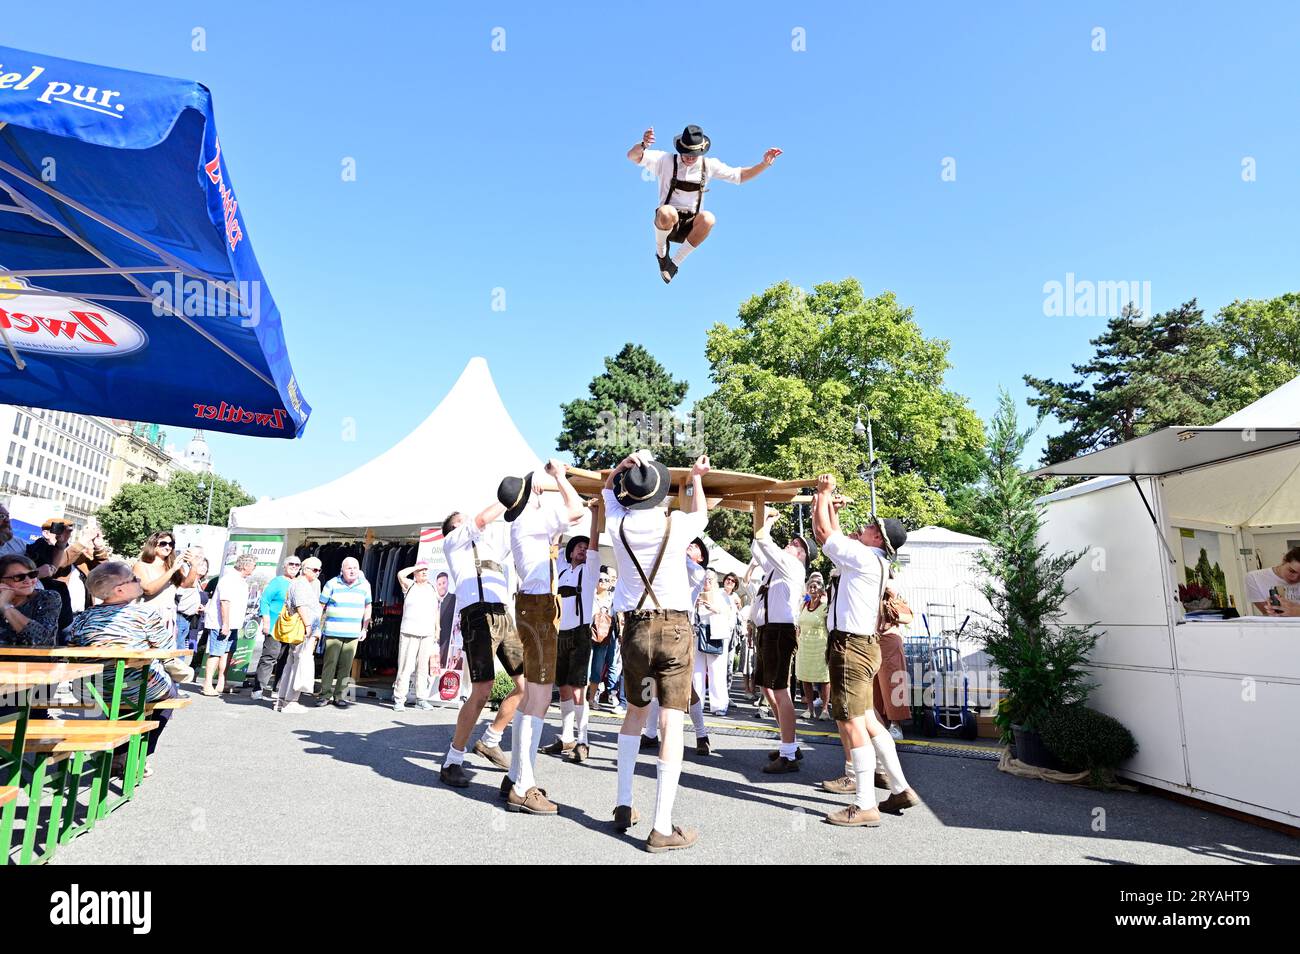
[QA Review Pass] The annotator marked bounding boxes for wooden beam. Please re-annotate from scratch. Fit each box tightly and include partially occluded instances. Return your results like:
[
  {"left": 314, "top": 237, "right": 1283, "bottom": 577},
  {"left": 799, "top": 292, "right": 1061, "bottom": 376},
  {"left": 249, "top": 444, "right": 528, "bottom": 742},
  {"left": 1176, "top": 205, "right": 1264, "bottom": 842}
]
[{"left": 752, "top": 494, "right": 767, "bottom": 534}]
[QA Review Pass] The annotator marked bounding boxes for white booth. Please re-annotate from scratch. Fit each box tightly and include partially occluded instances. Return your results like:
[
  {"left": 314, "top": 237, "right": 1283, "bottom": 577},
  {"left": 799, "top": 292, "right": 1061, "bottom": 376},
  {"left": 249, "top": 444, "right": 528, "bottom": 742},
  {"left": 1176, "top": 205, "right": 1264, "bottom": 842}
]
[{"left": 1035, "top": 379, "right": 1300, "bottom": 827}]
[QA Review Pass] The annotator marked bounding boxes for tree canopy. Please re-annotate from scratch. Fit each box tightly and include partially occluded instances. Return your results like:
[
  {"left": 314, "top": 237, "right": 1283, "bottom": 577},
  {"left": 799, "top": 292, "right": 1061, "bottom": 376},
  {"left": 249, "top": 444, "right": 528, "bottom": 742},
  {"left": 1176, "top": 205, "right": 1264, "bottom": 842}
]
[{"left": 98, "top": 470, "right": 254, "bottom": 556}]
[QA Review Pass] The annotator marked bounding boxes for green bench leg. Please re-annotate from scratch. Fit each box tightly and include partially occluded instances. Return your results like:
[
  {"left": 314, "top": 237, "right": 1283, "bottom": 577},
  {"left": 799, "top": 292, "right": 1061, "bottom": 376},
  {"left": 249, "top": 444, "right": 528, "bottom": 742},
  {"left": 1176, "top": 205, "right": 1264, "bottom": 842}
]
[
  {"left": 43, "top": 760, "right": 66, "bottom": 863},
  {"left": 0, "top": 792, "right": 13, "bottom": 865},
  {"left": 18, "top": 756, "right": 48, "bottom": 865},
  {"left": 59, "top": 752, "right": 85, "bottom": 845}
]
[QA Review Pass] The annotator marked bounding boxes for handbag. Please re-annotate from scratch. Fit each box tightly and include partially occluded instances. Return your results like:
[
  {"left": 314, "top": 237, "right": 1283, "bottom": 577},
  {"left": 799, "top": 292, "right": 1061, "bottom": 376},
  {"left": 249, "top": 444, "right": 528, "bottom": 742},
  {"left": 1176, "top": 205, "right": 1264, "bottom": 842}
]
[
  {"left": 591, "top": 606, "right": 612, "bottom": 644},
  {"left": 291, "top": 644, "right": 316, "bottom": 693},
  {"left": 696, "top": 619, "right": 725, "bottom": 655},
  {"left": 273, "top": 604, "right": 306, "bottom": 645}
]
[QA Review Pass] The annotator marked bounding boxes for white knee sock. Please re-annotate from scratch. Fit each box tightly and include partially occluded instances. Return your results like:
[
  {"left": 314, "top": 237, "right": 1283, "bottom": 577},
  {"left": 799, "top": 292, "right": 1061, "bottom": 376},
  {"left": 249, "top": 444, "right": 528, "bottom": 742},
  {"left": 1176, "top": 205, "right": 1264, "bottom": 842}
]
[
  {"left": 843, "top": 760, "right": 854, "bottom": 778},
  {"left": 515, "top": 715, "right": 537, "bottom": 795},
  {"left": 508, "top": 712, "right": 523, "bottom": 783},
  {"left": 576, "top": 698, "right": 590, "bottom": 744},
  {"left": 616, "top": 734, "right": 639, "bottom": 807},
  {"left": 779, "top": 740, "right": 798, "bottom": 759},
  {"left": 528, "top": 715, "right": 544, "bottom": 771},
  {"left": 672, "top": 241, "right": 696, "bottom": 266},
  {"left": 689, "top": 699, "right": 707, "bottom": 740},
  {"left": 643, "top": 698, "right": 660, "bottom": 740},
  {"left": 655, "top": 226, "right": 670, "bottom": 256},
  {"left": 872, "top": 733, "right": 909, "bottom": 794},
  {"left": 851, "top": 745, "right": 877, "bottom": 810},
  {"left": 560, "top": 699, "right": 576, "bottom": 743},
  {"left": 482, "top": 725, "right": 503, "bottom": 749},
  {"left": 443, "top": 745, "right": 465, "bottom": 767},
  {"left": 653, "top": 758, "right": 682, "bottom": 836}
]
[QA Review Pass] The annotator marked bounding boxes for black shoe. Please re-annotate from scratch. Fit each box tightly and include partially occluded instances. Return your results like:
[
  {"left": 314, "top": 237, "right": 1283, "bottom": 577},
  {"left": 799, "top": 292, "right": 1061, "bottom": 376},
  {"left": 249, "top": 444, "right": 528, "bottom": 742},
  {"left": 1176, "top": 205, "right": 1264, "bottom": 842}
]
[
  {"left": 763, "top": 756, "right": 801, "bottom": 775},
  {"left": 640, "top": 734, "right": 659, "bottom": 751},
  {"left": 696, "top": 736, "right": 711, "bottom": 756},
  {"left": 768, "top": 748, "right": 804, "bottom": 761},
  {"left": 334, "top": 699, "right": 352, "bottom": 710},
  {"left": 440, "top": 763, "right": 471, "bottom": 789},
  {"left": 657, "top": 250, "right": 678, "bottom": 284}
]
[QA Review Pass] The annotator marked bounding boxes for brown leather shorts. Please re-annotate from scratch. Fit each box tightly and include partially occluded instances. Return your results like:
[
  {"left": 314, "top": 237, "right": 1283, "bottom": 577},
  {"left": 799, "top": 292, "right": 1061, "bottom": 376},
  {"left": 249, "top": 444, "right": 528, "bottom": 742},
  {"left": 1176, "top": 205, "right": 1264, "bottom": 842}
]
[
  {"left": 555, "top": 625, "right": 593, "bottom": 688},
  {"left": 516, "top": 592, "right": 560, "bottom": 685},
  {"left": 827, "top": 629, "right": 882, "bottom": 721},
  {"left": 621, "top": 609, "right": 694, "bottom": 711},
  {"left": 460, "top": 602, "right": 524, "bottom": 684},
  {"left": 756, "top": 623, "right": 799, "bottom": 690}
]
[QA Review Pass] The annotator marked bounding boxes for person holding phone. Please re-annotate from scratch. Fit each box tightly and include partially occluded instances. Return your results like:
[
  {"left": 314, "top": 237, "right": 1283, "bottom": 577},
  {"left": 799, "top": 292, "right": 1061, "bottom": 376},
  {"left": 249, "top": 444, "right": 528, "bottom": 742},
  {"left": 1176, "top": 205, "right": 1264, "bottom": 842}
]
[{"left": 1246, "top": 547, "right": 1300, "bottom": 617}]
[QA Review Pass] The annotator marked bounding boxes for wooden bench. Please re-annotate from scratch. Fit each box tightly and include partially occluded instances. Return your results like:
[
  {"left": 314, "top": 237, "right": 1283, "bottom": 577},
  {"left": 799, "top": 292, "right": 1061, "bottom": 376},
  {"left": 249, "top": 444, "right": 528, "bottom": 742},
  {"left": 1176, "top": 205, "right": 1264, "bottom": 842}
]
[{"left": 0, "top": 786, "right": 15, "bottom": 808}]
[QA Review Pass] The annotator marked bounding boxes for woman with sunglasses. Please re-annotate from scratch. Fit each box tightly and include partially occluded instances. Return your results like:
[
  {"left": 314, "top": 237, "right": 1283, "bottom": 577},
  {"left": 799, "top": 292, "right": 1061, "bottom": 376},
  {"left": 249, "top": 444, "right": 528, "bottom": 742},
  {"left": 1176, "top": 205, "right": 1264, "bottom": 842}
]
[
  {"left": 132, "top": 531, "right": 201, "bottom": 636},
  {"left": 0, "top": 555, "right": 62, "bottom": 647}
]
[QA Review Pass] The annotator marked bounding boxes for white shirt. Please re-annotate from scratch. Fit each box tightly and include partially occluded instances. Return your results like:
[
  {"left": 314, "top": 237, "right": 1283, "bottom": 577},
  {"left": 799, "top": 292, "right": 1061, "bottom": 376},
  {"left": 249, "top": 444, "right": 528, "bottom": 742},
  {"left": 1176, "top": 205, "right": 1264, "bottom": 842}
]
[
  {"left": 822, "top": 532, "right": 887, "bottom": 636},
  {"left": 604, "top": 488, "right": 708, "bottom": 614},
  {"left": 749, "top": 536, "right": 805, "bottom": 626},
  {"left": 444, "top": 522, "right": 510, "bottom": 607},
  {"left": 510, "top": 494, "right": 574, "bottom": 595},
  {"left": 400, "top": 580, "right": 439, "bottom": 637},
  {"left": 1245, "top": 567, "right": 1300, "bottom": 611},
  {"left": 688, "top": 559, "right": 708, "bottom": 612},
  {"left": 558, "top": 551, "right": 601, "bottom": 629},
  {"left": 639, "top": 149, "right": 743, "bottom": 212},
  {"left": 204, "top": 568, "right": 250, "bottom": 632}
]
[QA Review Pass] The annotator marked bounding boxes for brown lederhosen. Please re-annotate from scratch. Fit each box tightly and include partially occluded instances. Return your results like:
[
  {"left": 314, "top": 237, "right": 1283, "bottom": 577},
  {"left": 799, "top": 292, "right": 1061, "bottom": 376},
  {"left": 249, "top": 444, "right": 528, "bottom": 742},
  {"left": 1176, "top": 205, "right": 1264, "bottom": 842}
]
[
  {"left": 663, "top": 154, "right": 709, "bottom": 244},
  {"left": 825, "top": 555, "right": 888, "bottom": 721},
  {"left": 619, "top": 514, "right": 695, "bottom": 712},
  {"left": 461, "top": 542, "right": 524, "bottom": 683},
  {"left": 517, "top": 539, "right": 561, "bottom": 685}
]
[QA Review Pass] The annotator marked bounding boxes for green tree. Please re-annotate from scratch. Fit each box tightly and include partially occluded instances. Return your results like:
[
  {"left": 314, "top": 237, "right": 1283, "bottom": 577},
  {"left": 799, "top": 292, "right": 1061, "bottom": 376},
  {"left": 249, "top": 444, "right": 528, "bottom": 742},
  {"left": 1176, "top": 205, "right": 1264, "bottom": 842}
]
[
  {"left": 97, "top": 470, "right": 254, "bottom": 556},
  {"left": 705, "top": 278, "right": 984, "bottom": 529},
  {"left": 1024, "top": 300, "right": 1241, "bottom": 465},
  {"left": 1215, "top": 293, "right": 1300, "bottom": 410},
  {"left": 167, "top": 471, "right": 254, "bottom": 526}
]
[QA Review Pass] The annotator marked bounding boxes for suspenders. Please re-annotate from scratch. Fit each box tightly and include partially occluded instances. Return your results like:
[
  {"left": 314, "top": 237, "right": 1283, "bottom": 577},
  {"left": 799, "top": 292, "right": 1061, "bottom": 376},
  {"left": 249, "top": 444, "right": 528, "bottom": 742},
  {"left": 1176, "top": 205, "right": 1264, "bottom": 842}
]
[
  {"left": 619, "top": 513, "right": 675, "bottom": 611},
  {"left": 663, "top": 154, "right": 708, "bottom": 215}
]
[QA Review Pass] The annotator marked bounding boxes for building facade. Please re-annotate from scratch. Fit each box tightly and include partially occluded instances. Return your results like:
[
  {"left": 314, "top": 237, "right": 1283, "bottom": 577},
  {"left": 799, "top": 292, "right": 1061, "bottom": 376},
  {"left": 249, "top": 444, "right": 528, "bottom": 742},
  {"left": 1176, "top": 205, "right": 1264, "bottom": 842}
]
[
  {"left": 0, "top": 406, "right": 117, "bottom": 524},
  {"left": 105, "top": 422, "right": 176, "bottom": 499}
]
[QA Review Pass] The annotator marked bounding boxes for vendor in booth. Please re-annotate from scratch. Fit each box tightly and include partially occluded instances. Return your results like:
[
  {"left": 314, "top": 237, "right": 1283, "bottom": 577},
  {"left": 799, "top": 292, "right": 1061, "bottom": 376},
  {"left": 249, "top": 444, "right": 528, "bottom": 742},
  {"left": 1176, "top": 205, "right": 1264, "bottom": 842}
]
[{"left": 1246, "top": 546, "right": 1300, "bottom": 617}]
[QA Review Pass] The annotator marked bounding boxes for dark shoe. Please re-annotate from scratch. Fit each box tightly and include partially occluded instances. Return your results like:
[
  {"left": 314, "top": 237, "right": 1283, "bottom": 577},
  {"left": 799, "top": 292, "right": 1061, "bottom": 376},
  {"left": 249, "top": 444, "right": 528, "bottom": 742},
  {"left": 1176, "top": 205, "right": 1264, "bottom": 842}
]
[
  {"left": 640, "top": 734, "right": 659, "bottom": 751},
  {"left": 316, "top": 696, "right": 334, "bottom": 707},
  {"left": 570, "top": 742, "right": 590, "bottom": 763},
  {"left": 645, "top": 825, "right": 698, "bottom": 853},
  {"left": 695, "top": 736, "right": 711, "bottom": 756},
  {"left": 334, "top": 698, "right": 351, "bottom": 710},
  {"left": 874, "top": 771, "right": 891, "bottom": 790},
  {"left": 499, "top": 776, "right": 513, "bottom": 800},
  {"left": 821, "top": 774, "right": 857, "bottom": 795},
  {"left": 657, "top": 250, "right": 678, "bottom": 284},
  {"left": 507, "top": 786, "right": 559, "bottom": 815},
  {"left": 763, "top": 756, "right": 800, "bottom": 774},
  {"left": 612, "top": 804, "right": 641, "bottom": 831},
  {"left": 768, "top": 748, "right": 804, "bottom": 762},
  {"left": 473, "top": 740, "right": 510, "bottom": 770},
  {"left": 439, "top": 763, "right": 471, "bottom": 789},
  {"left": 877, "top": 788, "right": 922, "bottom": 814},
  {"left": 826, "top": 805, "right": 882, "bottom": 827},
  {"left": 543, "top": 738, "right": 576, "bottom": 757}
]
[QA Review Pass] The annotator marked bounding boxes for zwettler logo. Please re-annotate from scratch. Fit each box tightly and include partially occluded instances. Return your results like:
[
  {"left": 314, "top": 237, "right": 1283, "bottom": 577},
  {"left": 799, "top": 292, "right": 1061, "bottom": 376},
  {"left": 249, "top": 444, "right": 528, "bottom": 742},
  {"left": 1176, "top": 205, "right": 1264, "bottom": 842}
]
[
  {"left": 49, "top": 884, "right": 152, "bottom": 934},
  {"left": 0, "top": 61, "right": 127, "bottom": 119}
]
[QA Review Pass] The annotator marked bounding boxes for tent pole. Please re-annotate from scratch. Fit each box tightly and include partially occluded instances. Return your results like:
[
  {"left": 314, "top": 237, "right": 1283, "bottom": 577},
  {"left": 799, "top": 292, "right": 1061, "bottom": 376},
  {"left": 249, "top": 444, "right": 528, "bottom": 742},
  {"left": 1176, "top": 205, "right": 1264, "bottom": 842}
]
[{"left": 1129, "top": 476, "right": 1177, "bottom": 566}]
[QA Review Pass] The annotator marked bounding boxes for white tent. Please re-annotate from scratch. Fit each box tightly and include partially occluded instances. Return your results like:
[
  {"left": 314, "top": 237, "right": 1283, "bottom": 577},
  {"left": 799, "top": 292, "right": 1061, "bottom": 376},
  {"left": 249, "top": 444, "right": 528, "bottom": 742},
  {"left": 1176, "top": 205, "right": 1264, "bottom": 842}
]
[
  {"left": 229, "top": 357, "right": 542, "bottom": 536},
  {"left": 893, "top": 526, "right": 993, "bottom": 644}
]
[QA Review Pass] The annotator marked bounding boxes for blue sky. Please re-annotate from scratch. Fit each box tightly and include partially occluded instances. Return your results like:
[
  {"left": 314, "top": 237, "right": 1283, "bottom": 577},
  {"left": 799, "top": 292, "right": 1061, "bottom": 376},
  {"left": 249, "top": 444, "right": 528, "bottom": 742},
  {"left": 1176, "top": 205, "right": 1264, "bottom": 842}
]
[{"left": 7, "top": 2, "right": 1299, "bottom": 500}]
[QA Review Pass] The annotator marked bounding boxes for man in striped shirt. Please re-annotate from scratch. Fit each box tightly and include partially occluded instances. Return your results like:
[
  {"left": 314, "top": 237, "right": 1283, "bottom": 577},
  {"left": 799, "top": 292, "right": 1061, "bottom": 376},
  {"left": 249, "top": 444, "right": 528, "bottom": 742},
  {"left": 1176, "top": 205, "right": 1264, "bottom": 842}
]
[{"left": 317, "top": 557, "right": 373, "bottom": 708}]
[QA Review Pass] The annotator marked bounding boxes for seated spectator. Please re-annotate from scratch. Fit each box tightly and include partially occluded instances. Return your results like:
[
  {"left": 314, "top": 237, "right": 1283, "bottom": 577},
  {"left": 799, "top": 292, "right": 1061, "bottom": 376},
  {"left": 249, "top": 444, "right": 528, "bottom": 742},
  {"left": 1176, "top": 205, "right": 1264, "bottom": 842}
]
[
  {"left": 0, "top": 554, "right": 62, "bottom": 647},
  {"left": 68, "top": 561, "right": 180, "bottom": 777}
]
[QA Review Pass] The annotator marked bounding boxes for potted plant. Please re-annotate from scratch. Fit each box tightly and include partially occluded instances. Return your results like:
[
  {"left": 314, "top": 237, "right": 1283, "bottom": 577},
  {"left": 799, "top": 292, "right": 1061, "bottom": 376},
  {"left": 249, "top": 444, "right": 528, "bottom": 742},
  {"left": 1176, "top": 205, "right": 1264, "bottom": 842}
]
[
  {"left": 963, "top": 391, "right": 1101, "bottom": 768},
  {"left": 1038, "top": 704, "right": 1138, "bottom": 787},
  {"left": 1178, "top": 583, "right": 1215, "bottom": 611}
]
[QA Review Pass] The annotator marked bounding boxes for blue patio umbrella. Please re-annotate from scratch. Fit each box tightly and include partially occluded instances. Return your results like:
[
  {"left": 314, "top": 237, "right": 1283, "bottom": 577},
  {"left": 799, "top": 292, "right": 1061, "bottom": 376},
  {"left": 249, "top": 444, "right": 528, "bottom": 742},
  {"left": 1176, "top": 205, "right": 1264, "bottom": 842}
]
[{"left": 0, "top": 45, "right": 310, "bottom": 438}]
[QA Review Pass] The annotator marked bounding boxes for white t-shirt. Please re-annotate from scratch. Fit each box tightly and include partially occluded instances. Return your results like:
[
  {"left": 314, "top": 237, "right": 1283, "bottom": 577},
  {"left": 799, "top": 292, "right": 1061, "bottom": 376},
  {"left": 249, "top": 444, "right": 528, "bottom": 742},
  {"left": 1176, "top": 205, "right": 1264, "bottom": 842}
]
[
  {"left": 639, "top": 149, "right": 744, "bottom": 212},
  {"left": 510, "top": 494, "right": 574, "bottom": 595},
  {"left": 688, "top": 559, "right": 708, "bottom": 611},
  {"left": 444, "top": 521, "right": 510, "bottom": 607},
  {"left": 750, "top": 536, "right": 805, "bottom": 626},
  {"left": 1245, "top": 567, "right": 1300, "bottom": 611},
  {"left": 204, "top": 568, "right": 250, "bottom": 632},
  {"left": 821, "top": 532, "right": 887, "bottom": 636},
  {"left": 558, "top": 552, "right": 601, "bottom": 629},
  {"left": 400, "top": 580, "right": 439, "bottom": 637},
  {"left": 604, "top": 489, "right": 708, "bottom": 614}
]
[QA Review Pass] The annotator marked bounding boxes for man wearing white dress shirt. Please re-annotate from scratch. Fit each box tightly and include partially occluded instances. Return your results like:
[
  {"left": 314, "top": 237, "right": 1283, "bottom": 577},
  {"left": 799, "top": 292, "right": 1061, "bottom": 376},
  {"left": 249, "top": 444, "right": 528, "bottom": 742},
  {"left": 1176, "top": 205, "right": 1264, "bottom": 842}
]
[
  {"left": 546, "top": 502, "right": 602, "bottom": 763},
  {"left": 751, "top": 511, "right": 810, "bottom": 774}
]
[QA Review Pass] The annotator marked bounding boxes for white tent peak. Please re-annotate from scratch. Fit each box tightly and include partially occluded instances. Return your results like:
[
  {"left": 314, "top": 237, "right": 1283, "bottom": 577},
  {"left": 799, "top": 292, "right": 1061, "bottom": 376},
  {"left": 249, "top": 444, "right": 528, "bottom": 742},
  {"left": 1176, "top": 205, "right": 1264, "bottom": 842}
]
[
  {"left": 1216, "top": 374, "right": 1300, "bottom": 428},
  {"left": 229, "top": 357, "right": 542, "bottom": 535},
  {"left": 907, "top": 526, "right": 988, "bottom": 545}
]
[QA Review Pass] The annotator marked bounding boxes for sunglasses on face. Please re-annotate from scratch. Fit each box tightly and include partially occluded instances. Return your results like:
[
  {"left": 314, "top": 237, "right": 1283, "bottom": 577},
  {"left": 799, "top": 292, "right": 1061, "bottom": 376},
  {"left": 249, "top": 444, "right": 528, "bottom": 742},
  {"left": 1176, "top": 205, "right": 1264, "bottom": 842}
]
[
  {"left": 156, "top": 541, "right": 174, "bottom": 548},
  {"left": 1, "top": 570, "right": 39, "bottom": 583}
]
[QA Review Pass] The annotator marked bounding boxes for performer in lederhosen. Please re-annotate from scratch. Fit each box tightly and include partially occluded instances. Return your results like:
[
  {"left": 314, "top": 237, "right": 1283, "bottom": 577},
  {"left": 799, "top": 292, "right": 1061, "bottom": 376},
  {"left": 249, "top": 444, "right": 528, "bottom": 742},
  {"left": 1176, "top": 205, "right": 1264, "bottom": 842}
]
[
  {"left": 606, "top": 451, "right": 713, "bottom": 852},
  {"left": 546, "top": 500, "right": 602, "bottom": 763},
  {"left": 641, "top": 536, "right": 712, "bottom": 754},
  {"left": 751, "top": 511, "right": 811, "bottom": 774},
  {"left": 811, "top": 474, "right": 921, "bottom": 827},
  {"left": 506, "top": 461, "right": 586, "bottom": 814}
]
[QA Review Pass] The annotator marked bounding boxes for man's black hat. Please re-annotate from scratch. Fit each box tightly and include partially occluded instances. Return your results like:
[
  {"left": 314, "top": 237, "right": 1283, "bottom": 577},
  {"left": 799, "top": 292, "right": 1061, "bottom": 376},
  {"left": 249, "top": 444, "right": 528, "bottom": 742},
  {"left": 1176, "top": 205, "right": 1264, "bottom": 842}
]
[
  {"left": 497, "top": 472, "right": 533, "bottom": 522},
  {"left": 674, "top": 124, "right": 711, "bottom": 156},
  {"left": 565, "top": 535, "right": 590, "bottom": 563},
  {"left": 613, "top": 458, "right": 672, "bottom": 510}
]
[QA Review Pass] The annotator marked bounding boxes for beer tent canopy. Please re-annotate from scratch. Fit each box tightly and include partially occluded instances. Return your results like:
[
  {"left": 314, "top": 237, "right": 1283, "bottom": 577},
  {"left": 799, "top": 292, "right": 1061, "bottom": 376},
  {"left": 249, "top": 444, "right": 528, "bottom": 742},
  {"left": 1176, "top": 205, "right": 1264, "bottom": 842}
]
[
  {"left": 0, "top": 45, "right": 310, "bottom": 438},
  {"left": 228, "top": 358, "right": 542, "bottom": 535}
]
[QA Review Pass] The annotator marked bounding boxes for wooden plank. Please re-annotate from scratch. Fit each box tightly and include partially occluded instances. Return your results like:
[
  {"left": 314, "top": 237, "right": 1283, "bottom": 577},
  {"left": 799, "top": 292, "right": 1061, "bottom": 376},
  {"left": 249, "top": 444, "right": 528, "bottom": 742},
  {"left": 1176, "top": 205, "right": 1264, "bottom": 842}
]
[
  {"left": 0, "top": 720, "right": 160, "bottom": 738},
  {"left": 752, "top": 495, "right": 767, "bottom": 534},
  {"left": 0, "top": 786, "right": 16, "bottom": 807},
  {"left": 0, "top": 647, "right": 191, "bottom": 662},
  {"left": 0, "top": 661, "right": 104, "bottom": 689}
]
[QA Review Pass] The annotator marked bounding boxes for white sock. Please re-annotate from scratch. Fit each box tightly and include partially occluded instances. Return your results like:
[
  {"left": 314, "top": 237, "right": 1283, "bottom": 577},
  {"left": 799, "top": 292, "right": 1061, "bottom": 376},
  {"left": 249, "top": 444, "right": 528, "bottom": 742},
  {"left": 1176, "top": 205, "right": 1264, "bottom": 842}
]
[
  {"left": 528, "top": 715, "right": 544, "bottom": 772},
  {"left": 444, "top": 745, "right": 465, "bottom": 767},
  {"left": 672, "top": 241, "right": 696, "bottom": 266},
  {"left": 560, "top": 699, "right": 576, "bottom": 743},
  {"left": 851, "top": 745, "right": 877, "bottom": 810},
  {"left": 779, "top": 740, "right": 798, "bottom": 760},
  {"left": 653, "top": 758, "right": 682, "bottom": 836},
  {"left": 843, "top": 760, "right": 854, "bottom": 778},
  {"left": 654, "top": 226, "right": 670, "bottom": 257},
  {"left": 872, "top": 733, "right": 908, "bottom": 794},
  {"left": 508, "top": 712, "right": 523, "bottom": 783},
  {"left": 643, "top": 698, "right": 660, "bottom": 740},
  {"left": 482, "top": 725, "right": 503, "bottom": 749},
  {"left": 515, "top": 715, "right": 536, "bottom": 796},
  {"left": 616, "top": 734, "right": 639, "bottom": 807},
  {"left": 689, "top": 699, "right": 707, "bottom": 740},
  {"left": 576, "top": 698, "right": 590, "bottom": 744}
]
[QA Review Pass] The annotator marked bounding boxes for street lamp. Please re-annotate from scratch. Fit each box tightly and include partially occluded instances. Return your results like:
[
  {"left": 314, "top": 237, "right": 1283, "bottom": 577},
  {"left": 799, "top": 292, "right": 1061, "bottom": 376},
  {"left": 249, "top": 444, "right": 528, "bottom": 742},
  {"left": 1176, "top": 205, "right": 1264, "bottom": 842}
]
[
  {"left": 853, "top": 404, "right": 879, "bottom": 517},
  {"left": 196, "top": 478, "right": 214, "bottom": 525}
]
